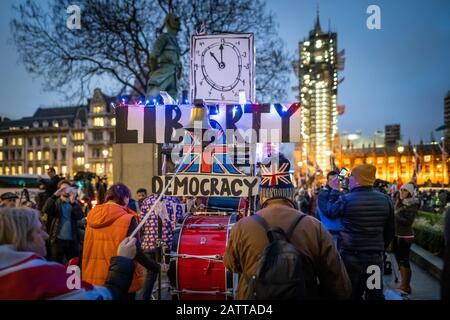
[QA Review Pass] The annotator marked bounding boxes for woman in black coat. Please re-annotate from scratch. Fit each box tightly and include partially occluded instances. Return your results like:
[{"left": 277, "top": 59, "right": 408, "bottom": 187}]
[{"left": 393, "top": 183, "right": 419, "bottom": 294}]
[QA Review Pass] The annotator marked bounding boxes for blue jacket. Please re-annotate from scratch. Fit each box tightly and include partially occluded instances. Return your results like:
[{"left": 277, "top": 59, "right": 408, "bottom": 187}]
[
  {"left": 325, "top": 186, "right": 395, "bottom": 252},
  {"left": 317, "top": 185, "right": 342, "bottom": 233}
]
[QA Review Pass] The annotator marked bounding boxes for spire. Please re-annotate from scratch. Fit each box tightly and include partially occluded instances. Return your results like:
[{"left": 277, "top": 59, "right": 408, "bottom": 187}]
[{"left": 314, "top": 4, "right": 322, "bottom": 34}]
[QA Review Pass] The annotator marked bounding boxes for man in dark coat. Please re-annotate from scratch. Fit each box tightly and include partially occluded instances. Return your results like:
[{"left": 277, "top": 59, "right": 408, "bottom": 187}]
[
  {"left": 39, "top": 167, "right": 61, "bottom": 198},
  {"left": 325, "top": 164, "right": 395, "bottom": 300}
]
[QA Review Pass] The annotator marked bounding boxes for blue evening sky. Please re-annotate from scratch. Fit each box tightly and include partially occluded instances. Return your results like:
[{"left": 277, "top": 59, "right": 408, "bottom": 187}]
[{"left": 0, "top": 0, "right": 448, "bottom": 143}]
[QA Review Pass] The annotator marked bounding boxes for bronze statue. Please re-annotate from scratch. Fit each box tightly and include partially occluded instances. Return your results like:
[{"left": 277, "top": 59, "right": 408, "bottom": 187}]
[{"left": 146, "top": 14, "right": 182, "bottom": 100}]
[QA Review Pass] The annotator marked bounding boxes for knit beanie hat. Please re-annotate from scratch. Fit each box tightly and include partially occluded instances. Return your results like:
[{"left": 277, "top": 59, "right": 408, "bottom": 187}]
[
  {"left": 351, "top": 164, "right": 376, "bottom": 186},
  {"left": 259, "top": 154, "right": 295, "bottom": 202},
  {"left": 400, "top": 183, "right": 415, "bottom": 196}
]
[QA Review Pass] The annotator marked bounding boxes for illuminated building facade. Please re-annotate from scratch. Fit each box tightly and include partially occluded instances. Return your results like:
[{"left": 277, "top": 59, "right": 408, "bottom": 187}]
[
  {"left": 444, "top": 91, "right": 450, "bottom": 152},
  {"left": 337, "top": 124, "right": 448, "bottom": 186},
  {"left": 337, "top": 142, "right": 448, "bottom": 186},
  {"left": 0, "top": 88, "right": 116, "bottom": 182},
  {"left": 299, "top": 12, "right": 340, "bottom": 173}
]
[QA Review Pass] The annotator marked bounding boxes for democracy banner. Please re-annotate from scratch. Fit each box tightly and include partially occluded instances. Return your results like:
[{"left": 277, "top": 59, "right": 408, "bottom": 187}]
[
  {"left": 151, "top": 174, "right": 260, "bottom": 197},
  {"left": 115, "top": 103, "right": 300, "bottom": 144}
]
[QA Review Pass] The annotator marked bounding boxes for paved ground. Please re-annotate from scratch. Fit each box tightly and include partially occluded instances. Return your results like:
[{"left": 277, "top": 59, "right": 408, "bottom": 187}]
[
  {"left": 140, "top": 255, "right": 441, "bottom": 300},
  {"left": 384, "top": 253, "right": 441, "bottom": 300}
]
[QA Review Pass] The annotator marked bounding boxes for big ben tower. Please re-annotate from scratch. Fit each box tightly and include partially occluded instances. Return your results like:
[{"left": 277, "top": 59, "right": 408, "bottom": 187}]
[{"left": 299, "top": 10, "right": 343, "bottom": 174}]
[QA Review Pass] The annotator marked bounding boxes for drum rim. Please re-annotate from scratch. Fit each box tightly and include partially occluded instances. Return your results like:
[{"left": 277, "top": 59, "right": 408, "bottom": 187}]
[{"left": 175, "top": 213, "right": 238, "bottom": 300}]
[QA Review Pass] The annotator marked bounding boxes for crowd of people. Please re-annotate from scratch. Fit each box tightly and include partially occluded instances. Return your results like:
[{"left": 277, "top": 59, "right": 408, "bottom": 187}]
[{"left": 0, "top": 158, "right": 450, "bottom": 300}]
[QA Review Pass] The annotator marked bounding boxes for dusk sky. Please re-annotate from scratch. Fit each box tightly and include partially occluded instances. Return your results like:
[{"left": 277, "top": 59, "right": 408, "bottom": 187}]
[{"left": 0, "top": 0, "right": 448, "bottom": 144}]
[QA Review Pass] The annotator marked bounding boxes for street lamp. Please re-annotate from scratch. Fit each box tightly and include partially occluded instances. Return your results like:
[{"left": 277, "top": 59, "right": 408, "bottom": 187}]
[
  {"left": 102, "top": 149, "right": 109, "bottom": 176},
  {"left": 84, "top": 163, "right": 90, "bottom": 171}
]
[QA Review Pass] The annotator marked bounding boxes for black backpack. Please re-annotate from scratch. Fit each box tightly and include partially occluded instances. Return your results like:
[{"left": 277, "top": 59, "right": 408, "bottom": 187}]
[{"left": 247, "top": 214, "right": 307, "bottom": 300}]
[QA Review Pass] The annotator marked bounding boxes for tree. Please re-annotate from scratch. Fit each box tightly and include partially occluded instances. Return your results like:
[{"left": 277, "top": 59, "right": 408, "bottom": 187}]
[{"left": 11, "top": 0, "right": 292, "bottom": 102}]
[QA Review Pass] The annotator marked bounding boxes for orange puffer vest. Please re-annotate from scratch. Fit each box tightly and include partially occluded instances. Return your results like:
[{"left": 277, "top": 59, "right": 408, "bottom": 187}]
[{"left": 82, "top": 202, "right": 143, "bottom": 293}]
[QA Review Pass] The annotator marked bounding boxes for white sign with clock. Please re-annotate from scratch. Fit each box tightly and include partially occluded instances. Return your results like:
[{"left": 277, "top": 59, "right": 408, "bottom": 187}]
[{"left": 190, "top": 33, "right": 255, "bottom": 104}]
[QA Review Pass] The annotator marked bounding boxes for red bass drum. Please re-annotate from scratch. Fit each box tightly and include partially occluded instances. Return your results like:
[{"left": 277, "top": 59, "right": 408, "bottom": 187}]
[{"left": 170, "top": 213, "right": 238, "bottom": 300}]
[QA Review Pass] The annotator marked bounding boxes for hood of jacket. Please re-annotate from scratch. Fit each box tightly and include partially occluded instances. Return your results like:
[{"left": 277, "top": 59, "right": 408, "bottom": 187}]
[
  {"left": 0, "top": 245, "right": 37, "bottom": 271},
  {"left": 86, "top": 202, "right": 135, "bottom": 229}
]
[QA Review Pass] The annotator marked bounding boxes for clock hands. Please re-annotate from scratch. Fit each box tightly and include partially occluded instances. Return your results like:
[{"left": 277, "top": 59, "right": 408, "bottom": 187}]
[
  {"left": 219, "top": 43, "right": 224, "bottom": 64},
  {"left": 210, "top": 50, "right": 225, "bottom": 69}
]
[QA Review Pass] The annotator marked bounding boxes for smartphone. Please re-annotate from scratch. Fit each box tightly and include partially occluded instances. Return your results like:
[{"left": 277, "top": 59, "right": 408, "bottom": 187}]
[{"left": 338, "top": 168, "right": 349, "bottom": 181}]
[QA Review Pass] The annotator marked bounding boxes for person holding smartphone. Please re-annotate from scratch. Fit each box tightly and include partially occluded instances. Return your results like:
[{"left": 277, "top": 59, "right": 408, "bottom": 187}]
[
  {"left": 42, "top": 183, "right": 84, "bottom": 263},
  {"left": 316, "top": 170, "right": 342, "bottom": 247}
]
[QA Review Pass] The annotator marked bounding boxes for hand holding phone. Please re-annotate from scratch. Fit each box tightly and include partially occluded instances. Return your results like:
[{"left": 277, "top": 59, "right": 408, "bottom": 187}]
[{"left": 338, "top": 168, "right": 349, "bottom": 181}]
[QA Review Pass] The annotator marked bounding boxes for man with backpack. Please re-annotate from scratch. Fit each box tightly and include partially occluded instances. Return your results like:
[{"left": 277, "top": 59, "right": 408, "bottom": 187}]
[{"left": 224, "top": 154, "right": 351, "bottom": 300}]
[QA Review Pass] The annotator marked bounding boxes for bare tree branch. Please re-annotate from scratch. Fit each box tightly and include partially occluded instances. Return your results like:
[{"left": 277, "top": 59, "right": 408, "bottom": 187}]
[{"left": 11, "top": 0, "right": 292, "bottom": 103}]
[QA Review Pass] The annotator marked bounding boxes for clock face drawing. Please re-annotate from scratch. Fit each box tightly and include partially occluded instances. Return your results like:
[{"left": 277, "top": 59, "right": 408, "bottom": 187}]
[{"left": 190, "top": 33, "right": 255, "bottom": 104}]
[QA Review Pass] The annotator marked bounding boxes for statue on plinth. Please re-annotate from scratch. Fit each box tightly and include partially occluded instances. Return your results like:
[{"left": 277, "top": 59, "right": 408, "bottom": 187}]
[{"left": 146, "top": 14, "right": 182, "bottom": 101}]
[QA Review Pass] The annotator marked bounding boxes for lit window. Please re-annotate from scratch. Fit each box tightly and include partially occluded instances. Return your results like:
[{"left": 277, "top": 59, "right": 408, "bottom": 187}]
[
  {"left": 11, "top": 138, "right": 16, "bottom": 146},
  {"left": 0, "top": 167, "right": 3, "bottom": 175},
  {"left": 37, "top": 151, "right": 42, "bottom": 161},
  {"left": 28, "top": 152, "right": 34, "bottom": 161},
  {"left": 315, "top": 39, "right": 323, "bottom": 49},
  {"left": 366, "top": 157, "right": 373, "bottom": 164},
  {"left": 424, "top": 155, "right": 431, "bottom": 162},
  {"left": 44, "top": 151, "right": 50, "bottom": 161},
  {"left": 93, "top": 106, "right": 104, "bottom": 113},
  {"left": 76, "top": 157, "right": 85, "bottom": 166},
  {"left": 11, "top": 166, "right": 16, "bottom": 175},
  {"left": 111, "top": 118, "right": 116, "bottom": 126},
  {"left": 388, "top": 157, "right": 395, "bottom": 164},
  {"left": 61, "top": 137, "right": 67, "bottom": 145},
  {"left": 401, "top": 156, "right": 407, "bottom": 163},
  {"left": 28, "top": 167, "right": 33, "bottom": 174},
  {"left": 74, "top": 132, "right": 85, "bottom": 140},
  {"left": 53, "top": 138, "right": 58, "bottom": 145},
  {"left": 44, "top": 137, "right": 50, "bottom": 144},
  {"left": 94, "top": 117, "right": 104, "bottom": 127},
  {"left": 0, "top": 139, "right": 3, "bottom": 147},
  {"left": 0, "top": 152, "right": 2, "bottom": 161},
  {"left": 344, "top": 158, "right": 350, "bottom": 165},
  {"left": 18, "top": 166, "right": 23, "bottom": 174},
  {"left": 37, "top": 167, "right": 42, "bottom": 175},
  {"left": 377, "top": 157, "right": 384, "bottom": 164},
  {"left": 74, "top": 145, "right": 84, "bottom": 153},
  {"left": 53, "top": 121, "right": 59, "bottom": 128},
  {"left": 315, "top": 55, "right": 323, "bottom": 62},
  {"left": 17, "top": 138, "right": 23, "bottom": 146},
  {"left": 62, "top": 166, "right": 67, "bottom": 175}
]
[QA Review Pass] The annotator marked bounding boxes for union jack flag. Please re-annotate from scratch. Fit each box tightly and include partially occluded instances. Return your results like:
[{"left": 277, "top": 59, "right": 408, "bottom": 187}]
[
  {"left": 260, "top": 161, "right": 291, "bottom": 187},
  {"left": 178, "top": 131, "right": 244, "bottom": 175}
]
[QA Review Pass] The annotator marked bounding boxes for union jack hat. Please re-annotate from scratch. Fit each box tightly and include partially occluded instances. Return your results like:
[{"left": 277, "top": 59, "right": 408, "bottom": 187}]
[{"left": 259, "top": 154, "right": 295, "bottom": 201}]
